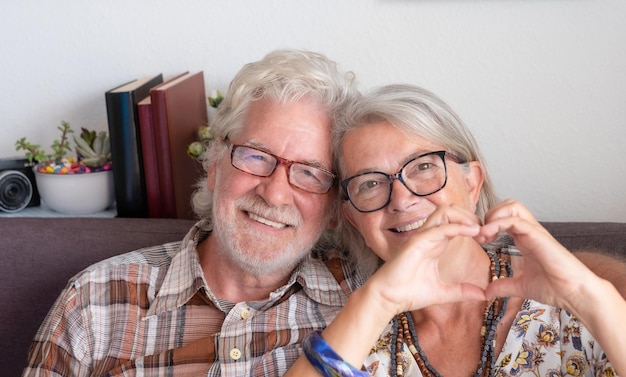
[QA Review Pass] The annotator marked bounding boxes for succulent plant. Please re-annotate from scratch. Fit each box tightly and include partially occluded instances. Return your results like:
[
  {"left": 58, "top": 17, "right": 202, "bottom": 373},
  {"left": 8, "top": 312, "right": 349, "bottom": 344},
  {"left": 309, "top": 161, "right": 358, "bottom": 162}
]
[{"left": 73, "top": 129, "right": 111, "bottom": 169}]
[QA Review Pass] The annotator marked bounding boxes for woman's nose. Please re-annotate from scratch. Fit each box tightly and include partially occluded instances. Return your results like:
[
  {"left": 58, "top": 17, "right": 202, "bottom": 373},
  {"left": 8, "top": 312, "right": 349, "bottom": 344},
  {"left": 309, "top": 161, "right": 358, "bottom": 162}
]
[{"left": 386, "top": 177, "right": 419, "bottom": 212}]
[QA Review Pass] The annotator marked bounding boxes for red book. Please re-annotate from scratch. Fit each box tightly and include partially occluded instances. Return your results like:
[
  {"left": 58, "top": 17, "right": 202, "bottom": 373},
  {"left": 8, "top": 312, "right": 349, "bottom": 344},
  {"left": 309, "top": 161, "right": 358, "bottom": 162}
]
[
  {"left": 137, "top": 72, "right": 188, "bottom": 218},
  {"left": 137, "top": 96, "right": 160, "bottom": 218},
  {"left": 150, "top": 71, "right": 207, "bottom": 219}
]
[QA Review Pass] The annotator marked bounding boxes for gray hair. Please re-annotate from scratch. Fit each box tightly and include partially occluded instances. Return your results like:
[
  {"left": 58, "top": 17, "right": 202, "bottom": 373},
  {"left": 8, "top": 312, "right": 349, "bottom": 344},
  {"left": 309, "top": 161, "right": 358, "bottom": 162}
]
[
  {"left": 191, "top": 49, "right": 359, "bottom": 223},
  {"left": 333, "top": 84, "right": 501, "bottom": 274}
]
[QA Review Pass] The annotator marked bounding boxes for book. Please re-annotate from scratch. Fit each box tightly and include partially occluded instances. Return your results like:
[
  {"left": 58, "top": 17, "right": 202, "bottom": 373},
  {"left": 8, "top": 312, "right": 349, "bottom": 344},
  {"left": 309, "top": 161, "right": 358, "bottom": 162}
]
[
  {"left": 136, "top": 95, "right": 160, "bottom": 218},
  {"left": 137, "top": 72, "right": 187, "bottom": 218},
  {"left": 150, "top": 71, "right": 207, "bottom": 219},
  {"left": 105, "top": 74, "right": 163, "bottom": 218}
]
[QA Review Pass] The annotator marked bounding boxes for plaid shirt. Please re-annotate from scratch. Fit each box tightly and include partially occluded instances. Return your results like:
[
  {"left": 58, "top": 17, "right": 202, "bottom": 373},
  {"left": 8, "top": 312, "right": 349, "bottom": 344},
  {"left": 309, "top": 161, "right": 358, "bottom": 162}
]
[{"left": 23, "top": 221, "right": 362, "bottom": 376}]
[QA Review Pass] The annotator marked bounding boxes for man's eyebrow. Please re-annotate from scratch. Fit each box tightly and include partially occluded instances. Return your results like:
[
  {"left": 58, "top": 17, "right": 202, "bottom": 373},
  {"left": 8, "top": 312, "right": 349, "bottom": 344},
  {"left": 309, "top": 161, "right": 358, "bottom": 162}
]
[
  {"left": 301, "top": 159, "right": 332, "bottom": 171},
  {"left": 239, "top": 140, "right": 266, "bottom": 150}
]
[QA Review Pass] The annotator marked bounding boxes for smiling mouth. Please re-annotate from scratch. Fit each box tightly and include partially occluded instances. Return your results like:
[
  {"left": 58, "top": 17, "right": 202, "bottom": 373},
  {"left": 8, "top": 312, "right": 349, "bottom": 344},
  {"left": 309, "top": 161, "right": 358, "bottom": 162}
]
[
  {"left": 392, "top": 218, "right": 427, "bottom": 233},
  {"left": 248, "top": 212, "right": 289, "bottom": 229}
]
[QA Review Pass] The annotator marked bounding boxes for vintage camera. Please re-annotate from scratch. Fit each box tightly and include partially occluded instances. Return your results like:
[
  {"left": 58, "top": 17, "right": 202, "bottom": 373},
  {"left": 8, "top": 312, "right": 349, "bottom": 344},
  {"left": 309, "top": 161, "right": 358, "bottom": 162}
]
[{"left": 0, "top": 157, "right": 41, "bottom": 213}]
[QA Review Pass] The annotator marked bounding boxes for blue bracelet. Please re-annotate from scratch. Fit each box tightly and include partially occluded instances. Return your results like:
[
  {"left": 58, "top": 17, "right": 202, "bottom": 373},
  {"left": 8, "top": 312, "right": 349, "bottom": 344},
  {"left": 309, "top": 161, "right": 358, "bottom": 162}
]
[{"left": 302, "top": 331, "right": 368, "bottom": 377}]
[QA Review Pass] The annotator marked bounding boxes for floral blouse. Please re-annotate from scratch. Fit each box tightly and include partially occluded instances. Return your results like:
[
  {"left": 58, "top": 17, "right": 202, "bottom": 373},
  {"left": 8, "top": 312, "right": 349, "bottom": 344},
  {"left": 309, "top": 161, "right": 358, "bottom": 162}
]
[{"left": 364, "top": 300, "right": 616, "bottom": 377}]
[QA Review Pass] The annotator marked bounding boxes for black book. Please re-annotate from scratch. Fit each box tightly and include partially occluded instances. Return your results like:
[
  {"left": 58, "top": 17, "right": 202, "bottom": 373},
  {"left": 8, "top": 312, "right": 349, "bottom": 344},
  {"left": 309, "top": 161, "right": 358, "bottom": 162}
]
[{"left": 105, "top": 74, "right": 163, "bottom": 217}]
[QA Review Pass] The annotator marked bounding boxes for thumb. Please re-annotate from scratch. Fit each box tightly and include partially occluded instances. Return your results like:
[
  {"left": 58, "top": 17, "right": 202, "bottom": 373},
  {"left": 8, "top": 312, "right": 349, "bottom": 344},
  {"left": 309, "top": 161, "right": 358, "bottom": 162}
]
[
  {"left": 440, "top": 283, "right": 487, "bottom": 304},
  {"left": 485, "top": 278, "right": 520, "bottom": 300}
]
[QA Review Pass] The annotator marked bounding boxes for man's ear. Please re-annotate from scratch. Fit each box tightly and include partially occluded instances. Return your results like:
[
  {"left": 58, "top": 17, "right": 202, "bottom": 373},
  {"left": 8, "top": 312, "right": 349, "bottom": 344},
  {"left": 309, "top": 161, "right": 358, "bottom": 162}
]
[
  {"left": 207, "top": 139, "right": 227, "bottom": 190},
  {"left": 466, "top": 161, "right": 484, "bottom": 211},
  {"left": 206, "top": 161, "right": 217, "bottom": 190}
]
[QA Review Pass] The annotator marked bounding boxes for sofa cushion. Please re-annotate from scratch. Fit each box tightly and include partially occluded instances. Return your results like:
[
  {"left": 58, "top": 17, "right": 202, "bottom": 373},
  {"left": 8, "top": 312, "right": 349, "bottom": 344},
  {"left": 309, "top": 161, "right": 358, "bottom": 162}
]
[
  {"left": 542, "top": 221, "right": 626, "bottom": 259},
  {"left": 0, "top": 217, "right": 195, "bottom": 377}
]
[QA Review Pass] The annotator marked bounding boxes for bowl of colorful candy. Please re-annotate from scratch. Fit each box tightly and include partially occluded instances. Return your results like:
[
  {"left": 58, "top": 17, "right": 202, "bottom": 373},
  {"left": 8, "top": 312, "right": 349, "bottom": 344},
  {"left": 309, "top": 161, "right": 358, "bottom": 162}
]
[{"left": 34, "top": 160, "right": 114, "bottom": 215}]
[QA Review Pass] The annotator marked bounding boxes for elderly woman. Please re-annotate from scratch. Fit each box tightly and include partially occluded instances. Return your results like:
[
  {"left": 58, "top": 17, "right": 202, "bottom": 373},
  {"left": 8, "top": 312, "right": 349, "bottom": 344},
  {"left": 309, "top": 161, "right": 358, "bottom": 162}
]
[{"left": 287, "top": 84, "right": 625, "bottom": 377}]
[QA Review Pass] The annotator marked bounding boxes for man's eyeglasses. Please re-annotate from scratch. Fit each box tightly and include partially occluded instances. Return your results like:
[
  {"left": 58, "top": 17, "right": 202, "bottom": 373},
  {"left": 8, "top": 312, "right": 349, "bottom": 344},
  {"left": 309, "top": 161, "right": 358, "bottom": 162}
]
[
  {"left": 340, "top": 151, "right": 465, "bottom": 213},
  {"left": 229, "top": 144, "right": 336, "bottom": 194}
]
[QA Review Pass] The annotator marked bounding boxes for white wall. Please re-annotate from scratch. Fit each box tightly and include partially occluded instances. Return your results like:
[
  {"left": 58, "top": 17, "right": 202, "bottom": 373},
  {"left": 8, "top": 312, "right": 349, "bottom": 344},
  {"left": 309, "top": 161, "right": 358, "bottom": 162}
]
[{"left": 2, "top": 0, "right": 625, "bottom": 222}]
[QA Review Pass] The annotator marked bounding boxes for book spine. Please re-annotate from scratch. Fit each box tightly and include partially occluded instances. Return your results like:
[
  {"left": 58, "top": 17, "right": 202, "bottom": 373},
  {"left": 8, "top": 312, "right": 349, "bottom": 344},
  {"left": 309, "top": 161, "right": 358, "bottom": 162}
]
[
  {"left": 137, "top": 98, "right": 161, "bottom": 218},
  {"left": 106, "top": 91, "right": 148, "bottom": 218},
  {"left": 150, "top": 91, "right": 176, "bottom": 218}
]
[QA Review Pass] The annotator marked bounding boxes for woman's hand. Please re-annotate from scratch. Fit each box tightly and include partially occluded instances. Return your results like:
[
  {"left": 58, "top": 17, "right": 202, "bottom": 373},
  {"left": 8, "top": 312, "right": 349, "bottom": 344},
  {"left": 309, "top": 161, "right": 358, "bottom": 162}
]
[
  {"left": 476, "top": 199, "right": 626, "bottom": 375},
  {"left": 477, "top": 199, "right": 604, "bottom": 312}
]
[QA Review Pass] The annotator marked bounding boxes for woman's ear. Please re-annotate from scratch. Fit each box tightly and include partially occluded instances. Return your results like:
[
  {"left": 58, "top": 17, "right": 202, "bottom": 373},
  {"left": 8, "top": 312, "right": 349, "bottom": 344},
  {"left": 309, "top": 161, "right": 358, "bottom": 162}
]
[{"left": 466, "top": 161, "right": 484, "bottom": 211}]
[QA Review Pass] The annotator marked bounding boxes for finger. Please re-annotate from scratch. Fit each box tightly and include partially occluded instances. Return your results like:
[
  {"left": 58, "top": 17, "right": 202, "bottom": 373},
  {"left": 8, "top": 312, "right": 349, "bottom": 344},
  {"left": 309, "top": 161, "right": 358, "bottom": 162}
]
[
  {"left": 477, "top": 215, "right": 551, "bottom": 245},
  {"left": 483, "top": 199, "right": 539, "bottom": 226},
  {"left": 457, "top": 283, "right": 488, "bottom": 302},
  {"left": 424, "top": 283, "right": 487, "bottom": 308},
  {"left": 423, "top": 204, "right": 482, "bottom": 229},
  {"left": 406, "top": 222, "right": 480, "bottom": 254},
  {"left": 485, "top": 277, "right": 523, "bottom": 300}
]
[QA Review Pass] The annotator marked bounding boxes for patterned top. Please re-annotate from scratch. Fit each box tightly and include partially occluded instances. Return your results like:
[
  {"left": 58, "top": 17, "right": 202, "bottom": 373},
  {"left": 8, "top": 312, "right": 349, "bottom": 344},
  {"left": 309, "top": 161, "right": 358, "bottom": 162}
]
[
  {"left": 364, "top": 300, "right": 616, "bottom": 377},
  {"left": 23, "top": 221, "right": 361, "bottom": 377}
]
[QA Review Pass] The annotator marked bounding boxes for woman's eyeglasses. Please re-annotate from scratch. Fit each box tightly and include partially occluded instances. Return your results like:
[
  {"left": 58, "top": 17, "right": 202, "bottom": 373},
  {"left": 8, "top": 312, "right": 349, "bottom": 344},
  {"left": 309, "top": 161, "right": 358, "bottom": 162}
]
[{"left": 341, "top": 150, "right": 465, "bottom": 213}]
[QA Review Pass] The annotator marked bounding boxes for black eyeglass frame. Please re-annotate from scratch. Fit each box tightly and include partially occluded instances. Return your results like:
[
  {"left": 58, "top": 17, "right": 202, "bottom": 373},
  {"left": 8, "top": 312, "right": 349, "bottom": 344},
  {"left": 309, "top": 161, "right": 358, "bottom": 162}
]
[
  {"left": 340, "top": 150, "right": 465, "bottom": 213},
  {"left": 228, "top": 143, "right": 336, "bottom": 194}
]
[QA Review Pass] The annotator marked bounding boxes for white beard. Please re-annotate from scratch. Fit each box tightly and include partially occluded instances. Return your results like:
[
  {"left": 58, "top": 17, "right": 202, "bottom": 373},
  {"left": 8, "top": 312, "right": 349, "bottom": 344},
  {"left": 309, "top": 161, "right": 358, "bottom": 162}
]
[{"left": 211, "top": 194, "right": 325, "bottom": 277}]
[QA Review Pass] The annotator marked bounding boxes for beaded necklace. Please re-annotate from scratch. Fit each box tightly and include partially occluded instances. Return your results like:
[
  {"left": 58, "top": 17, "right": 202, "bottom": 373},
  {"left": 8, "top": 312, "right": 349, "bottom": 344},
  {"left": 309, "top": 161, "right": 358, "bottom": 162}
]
[{"left": 390, "top": 251, "right": 511, "bottom": 377}]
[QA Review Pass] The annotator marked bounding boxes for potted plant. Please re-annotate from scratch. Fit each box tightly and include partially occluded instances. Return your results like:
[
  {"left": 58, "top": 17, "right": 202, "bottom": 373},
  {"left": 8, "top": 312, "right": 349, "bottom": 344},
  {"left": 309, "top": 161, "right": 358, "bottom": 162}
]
[{"left": 15, "top": 121, "right": 115, "bottom": 215}]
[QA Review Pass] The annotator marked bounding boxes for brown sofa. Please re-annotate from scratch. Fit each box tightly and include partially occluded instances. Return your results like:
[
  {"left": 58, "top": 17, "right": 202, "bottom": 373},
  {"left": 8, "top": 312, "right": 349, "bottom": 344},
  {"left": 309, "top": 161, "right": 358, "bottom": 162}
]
[{"left": 1, "top": 218, "right": 625, "bottom": 376}]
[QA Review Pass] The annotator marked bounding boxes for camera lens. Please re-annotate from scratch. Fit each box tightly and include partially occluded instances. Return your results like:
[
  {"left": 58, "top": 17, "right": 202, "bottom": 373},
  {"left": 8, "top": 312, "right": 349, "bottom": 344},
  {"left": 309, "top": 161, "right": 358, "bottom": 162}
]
[{"left": 0, "top": 170, "right": 33, "bottom": 213}]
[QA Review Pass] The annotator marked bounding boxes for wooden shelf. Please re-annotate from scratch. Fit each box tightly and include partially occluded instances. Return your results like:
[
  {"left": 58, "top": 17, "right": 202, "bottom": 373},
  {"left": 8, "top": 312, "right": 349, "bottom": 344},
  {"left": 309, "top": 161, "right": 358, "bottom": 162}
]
[{"left": 0, "top": 202, "right": 117, "bottom": 218}]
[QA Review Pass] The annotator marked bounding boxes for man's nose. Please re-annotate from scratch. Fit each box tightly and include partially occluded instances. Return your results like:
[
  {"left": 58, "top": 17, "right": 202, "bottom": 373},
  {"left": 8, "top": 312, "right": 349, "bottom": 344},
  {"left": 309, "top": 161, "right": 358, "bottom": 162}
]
[{"left": 255, "top": 164, "right": 294, "bottom": 207}]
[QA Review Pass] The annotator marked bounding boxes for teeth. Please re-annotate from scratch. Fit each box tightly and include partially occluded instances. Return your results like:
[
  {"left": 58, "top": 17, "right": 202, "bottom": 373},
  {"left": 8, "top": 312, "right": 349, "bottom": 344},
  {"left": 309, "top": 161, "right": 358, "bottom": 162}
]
[
  {"left": 248, "top": 212, "right": 287, "bottom": 229},
  {"left": 394, "top": 218, "right": 427, "bottom": 233}
]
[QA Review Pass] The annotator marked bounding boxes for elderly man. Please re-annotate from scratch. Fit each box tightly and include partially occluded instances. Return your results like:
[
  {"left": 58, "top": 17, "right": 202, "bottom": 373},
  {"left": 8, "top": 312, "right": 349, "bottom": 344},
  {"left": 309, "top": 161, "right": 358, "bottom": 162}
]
[{"left": 23, "top": 49, "right": 362, "bottom": 376}]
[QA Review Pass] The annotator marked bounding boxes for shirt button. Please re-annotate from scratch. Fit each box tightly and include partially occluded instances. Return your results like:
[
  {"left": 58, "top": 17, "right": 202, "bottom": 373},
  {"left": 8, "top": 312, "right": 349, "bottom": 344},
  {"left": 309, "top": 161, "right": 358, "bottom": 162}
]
[
  {"left": 229, "top": 348, "right": 242, "bottom": 360},
  {"left": 241, "top": 308, "right": 251, "bottom": 320}
]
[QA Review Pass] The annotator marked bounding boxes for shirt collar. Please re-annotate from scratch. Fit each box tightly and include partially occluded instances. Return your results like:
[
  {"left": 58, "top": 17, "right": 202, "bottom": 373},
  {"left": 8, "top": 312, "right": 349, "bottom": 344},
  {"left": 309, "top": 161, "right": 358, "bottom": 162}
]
[
  {"left": 145, "top": 221, "right": 208, "bottom": 317},
  {"left": 293, "top": 253, "right": 351, "bottom": 306}
]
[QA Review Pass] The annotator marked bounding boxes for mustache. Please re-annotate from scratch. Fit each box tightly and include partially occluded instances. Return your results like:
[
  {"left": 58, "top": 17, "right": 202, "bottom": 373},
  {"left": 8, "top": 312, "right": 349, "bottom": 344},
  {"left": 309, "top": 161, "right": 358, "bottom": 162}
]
[{"left": 236, "top": 195, "right": 303, "bottom": 227}]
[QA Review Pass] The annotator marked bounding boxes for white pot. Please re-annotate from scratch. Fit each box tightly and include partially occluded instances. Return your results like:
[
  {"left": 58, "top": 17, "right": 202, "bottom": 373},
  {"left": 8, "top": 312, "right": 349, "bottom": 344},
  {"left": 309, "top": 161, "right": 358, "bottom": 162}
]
[{"left": 34, "top": 169, "right": 115, "bottom": 215}]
